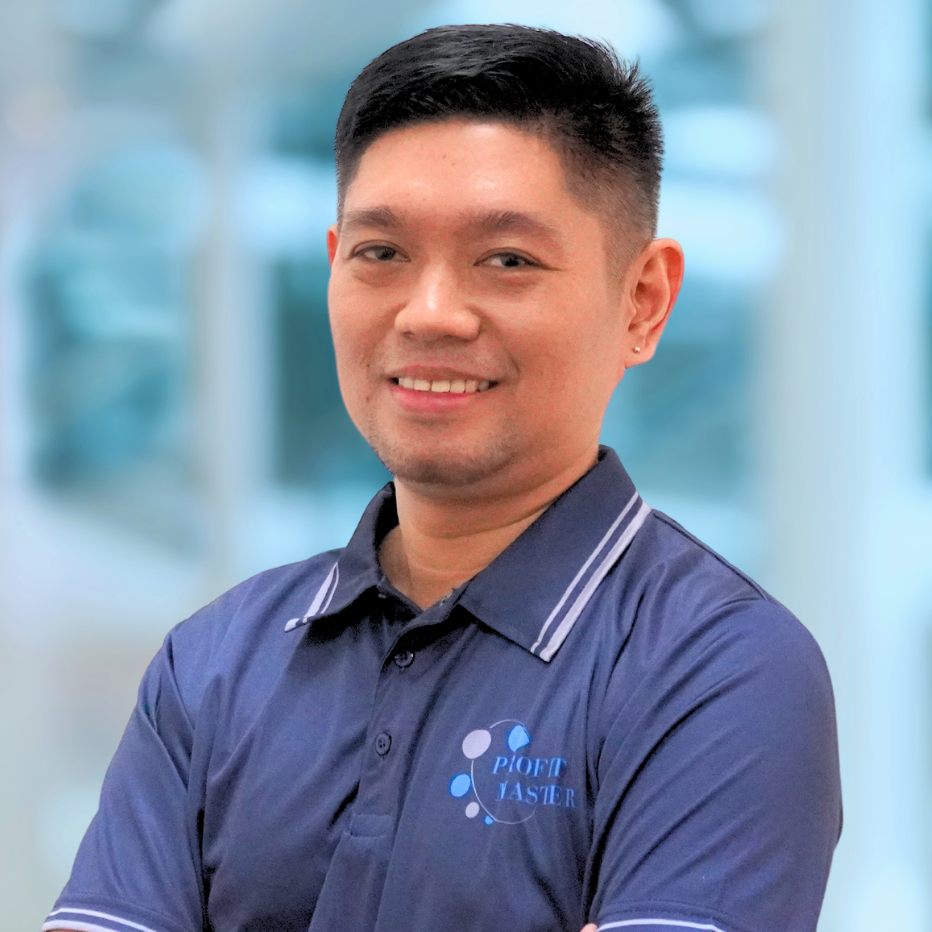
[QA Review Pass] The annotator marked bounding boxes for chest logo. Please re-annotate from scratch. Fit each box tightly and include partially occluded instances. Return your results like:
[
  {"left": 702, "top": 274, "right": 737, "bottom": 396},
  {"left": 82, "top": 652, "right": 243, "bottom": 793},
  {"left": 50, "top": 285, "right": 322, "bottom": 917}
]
[{"left": 448, "top": 719, "right": 576, "bottom": 825}]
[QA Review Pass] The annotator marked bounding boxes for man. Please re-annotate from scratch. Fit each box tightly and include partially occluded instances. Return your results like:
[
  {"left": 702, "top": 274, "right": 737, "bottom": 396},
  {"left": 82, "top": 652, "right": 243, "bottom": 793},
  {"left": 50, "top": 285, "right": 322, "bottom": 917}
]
[{"left": 45, "top": 25, "right": 841, "bottom": 932}]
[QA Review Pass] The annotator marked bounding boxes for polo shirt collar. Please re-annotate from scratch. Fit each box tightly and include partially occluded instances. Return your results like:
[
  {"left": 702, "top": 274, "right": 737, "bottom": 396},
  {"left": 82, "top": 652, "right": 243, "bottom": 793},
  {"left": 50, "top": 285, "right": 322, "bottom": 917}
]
[{"left": 287, "top": 447, "right": 651, "bottom": 663}]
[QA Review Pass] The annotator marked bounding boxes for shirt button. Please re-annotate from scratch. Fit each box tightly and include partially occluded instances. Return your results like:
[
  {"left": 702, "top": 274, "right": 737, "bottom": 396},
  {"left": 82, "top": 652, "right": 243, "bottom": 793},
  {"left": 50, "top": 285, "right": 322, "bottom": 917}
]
[
  {"left": 375, "top": 732, "right": 392, "bottom": 756},
  {"left": 393, "top": 649, "right": 414, "bottom": 668}
]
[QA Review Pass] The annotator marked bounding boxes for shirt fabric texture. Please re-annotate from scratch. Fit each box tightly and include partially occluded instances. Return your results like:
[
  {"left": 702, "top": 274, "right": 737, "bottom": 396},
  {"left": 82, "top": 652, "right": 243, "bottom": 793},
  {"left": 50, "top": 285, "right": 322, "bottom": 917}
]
[{"left": 45, "top": 447, "right": 842, "bottom": 932}]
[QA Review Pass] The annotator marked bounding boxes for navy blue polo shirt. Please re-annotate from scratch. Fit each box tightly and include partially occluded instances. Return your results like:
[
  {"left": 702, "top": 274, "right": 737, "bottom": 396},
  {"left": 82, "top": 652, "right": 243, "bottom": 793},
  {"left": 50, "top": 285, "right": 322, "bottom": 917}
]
[{"left": 45, "top": 448, "right": 841, "bottom": 932}]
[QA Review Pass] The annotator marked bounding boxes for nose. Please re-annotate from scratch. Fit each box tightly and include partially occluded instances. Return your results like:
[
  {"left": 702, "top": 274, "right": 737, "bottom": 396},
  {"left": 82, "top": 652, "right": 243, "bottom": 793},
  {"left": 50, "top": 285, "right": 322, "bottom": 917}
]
[{"left": 393, "top": 262, "right": 481, "bottom": 342}]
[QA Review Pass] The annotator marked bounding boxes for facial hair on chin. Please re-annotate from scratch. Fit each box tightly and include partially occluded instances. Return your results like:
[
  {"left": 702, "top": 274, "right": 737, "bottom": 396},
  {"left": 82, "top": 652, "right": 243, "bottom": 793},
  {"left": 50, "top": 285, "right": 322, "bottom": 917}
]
[{"left": 365, "top": 428, "right": 517, "bottom": 489}]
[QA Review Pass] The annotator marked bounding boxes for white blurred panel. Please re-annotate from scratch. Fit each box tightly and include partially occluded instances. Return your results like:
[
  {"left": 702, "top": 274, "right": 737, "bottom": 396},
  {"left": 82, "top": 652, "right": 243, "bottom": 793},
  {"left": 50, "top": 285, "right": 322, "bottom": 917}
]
[
  {"left": 236, "top": 158, "right": 335, "bottom": 256},
  {"left": 412, "top": 0, "right": 681, "bottom": 59},
  {"left": 664, "top": 106, "right": 778, "bottom": 181},
  {"left": 658, "top": 179, "right": 784, "bottom": 284}
]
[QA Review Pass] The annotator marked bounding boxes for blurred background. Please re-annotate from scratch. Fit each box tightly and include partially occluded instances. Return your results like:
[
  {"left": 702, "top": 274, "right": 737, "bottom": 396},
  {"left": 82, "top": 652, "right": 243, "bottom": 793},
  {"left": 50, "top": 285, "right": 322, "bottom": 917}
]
[{"left": 0, "top": 0, "right": 929, "bottom": 929}]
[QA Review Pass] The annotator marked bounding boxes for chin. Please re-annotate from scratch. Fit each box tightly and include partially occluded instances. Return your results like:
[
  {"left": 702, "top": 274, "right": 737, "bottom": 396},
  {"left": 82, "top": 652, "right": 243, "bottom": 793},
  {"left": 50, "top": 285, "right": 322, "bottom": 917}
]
[{"left": 368, "top": 431, "right": 517, "bottom": 489}]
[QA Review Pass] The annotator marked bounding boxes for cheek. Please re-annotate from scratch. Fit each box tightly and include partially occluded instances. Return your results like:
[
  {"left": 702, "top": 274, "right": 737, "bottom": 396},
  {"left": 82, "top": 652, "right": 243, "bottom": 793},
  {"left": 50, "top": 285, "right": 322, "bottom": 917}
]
[
  {"left": 328, "top": 268, "right": 396, "bottom": 359},
  {"left": 520, "top": 313, "right": 622, "bottom": 412},
  {"left": 327, "top": 284, "right": 373, "bottom": 398},
  {"left": 520, "top": 320, "right": 607, "bottom": 379},
  {"left": 327, "top": 274, "right": 356, "bottom": 340}
]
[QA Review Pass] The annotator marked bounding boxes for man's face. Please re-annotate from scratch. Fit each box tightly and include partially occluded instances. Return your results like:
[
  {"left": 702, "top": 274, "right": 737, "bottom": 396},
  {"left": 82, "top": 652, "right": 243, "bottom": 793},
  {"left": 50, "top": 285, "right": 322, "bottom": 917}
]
[{"left": 327, "top": 120, "right": 636, "bottom": 493}]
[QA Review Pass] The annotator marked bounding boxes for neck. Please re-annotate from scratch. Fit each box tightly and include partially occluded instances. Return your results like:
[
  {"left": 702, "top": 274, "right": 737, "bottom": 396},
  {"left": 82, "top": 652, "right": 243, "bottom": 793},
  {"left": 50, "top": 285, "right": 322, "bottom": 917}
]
[{"left": 379, "top": 446, "right": 599, "bottom": 609}]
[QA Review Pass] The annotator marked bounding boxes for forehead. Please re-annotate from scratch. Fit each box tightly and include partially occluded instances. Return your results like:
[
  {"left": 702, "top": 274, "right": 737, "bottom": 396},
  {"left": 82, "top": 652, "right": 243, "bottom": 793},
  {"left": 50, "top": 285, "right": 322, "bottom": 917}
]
[{"left": 341, "top": 120, "right": 593, "bottom": 231}]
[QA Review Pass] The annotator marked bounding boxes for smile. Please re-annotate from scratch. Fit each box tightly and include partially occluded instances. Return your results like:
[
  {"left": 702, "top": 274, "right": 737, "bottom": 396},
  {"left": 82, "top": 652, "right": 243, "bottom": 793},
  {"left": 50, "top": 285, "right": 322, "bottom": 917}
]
[{"left": 393, "top": 377, "right": 495, "bottom": 394}]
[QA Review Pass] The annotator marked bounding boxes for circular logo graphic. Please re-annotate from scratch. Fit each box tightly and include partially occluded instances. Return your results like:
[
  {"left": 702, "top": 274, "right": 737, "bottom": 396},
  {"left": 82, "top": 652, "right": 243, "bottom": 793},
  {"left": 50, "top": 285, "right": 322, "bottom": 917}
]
[{"left": 448, "top": 720, "right": 574, "bottom": 825}]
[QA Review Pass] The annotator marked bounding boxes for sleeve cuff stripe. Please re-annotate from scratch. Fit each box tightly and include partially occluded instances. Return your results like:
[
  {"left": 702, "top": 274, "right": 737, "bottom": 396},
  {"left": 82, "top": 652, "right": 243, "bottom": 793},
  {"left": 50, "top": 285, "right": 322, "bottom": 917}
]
[
  {"left": 44, "top": 923, "right": 143, "bottom": 932},
  {"left": 598, "top": 921, "right": 728, "bottom": 932},
  {"left": 44, "top": 907, "right": 162, "bottom": 932}
]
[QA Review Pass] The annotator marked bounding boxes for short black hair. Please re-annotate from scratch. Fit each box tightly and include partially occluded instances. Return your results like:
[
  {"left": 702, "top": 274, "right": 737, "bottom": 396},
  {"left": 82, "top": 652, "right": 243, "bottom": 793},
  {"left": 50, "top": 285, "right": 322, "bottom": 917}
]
[{"left": 334, "top": 24, "right": 663, "bottom": 249}]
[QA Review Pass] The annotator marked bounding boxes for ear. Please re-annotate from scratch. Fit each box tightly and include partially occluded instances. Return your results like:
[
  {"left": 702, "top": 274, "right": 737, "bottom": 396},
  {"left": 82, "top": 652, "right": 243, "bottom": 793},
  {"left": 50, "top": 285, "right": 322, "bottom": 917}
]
[
  {"left": 620, "top": 238, "right": 684, "bottom": 371},
  {"left": 327, "top": 224, "right": 340, "bottom": 267}
]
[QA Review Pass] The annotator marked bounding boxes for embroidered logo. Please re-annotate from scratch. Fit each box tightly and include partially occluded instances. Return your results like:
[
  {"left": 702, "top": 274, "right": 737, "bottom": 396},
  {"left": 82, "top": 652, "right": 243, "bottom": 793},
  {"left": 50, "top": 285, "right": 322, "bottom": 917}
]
[{"left": 448, "top": 719, "right": 576, "bottom": 825}]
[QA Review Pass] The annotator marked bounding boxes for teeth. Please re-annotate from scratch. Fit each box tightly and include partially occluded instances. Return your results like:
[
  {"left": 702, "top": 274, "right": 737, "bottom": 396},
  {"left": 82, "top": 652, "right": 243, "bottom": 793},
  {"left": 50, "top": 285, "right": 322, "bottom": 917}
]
[{"left": 396, "top": 377, "right": 492, "bottom": 393}]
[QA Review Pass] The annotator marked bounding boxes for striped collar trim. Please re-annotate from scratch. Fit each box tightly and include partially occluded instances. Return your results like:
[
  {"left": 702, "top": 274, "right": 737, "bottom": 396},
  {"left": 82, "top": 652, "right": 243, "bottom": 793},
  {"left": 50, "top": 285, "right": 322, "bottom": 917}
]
[
  {"left": 529, "top": 492, "right": 650, "bottom": 661},
  {"left": 451, "top": 448, "right": 651, "bottom": 662},
  {"left": 284, "top": 562, "right": 340, "bottom": 632},
  {"left": 284, "top": 484, "right": 394, "bottom": 633},
  {"left": 283, "top": 450, "right": 651, "bottom": 661}
]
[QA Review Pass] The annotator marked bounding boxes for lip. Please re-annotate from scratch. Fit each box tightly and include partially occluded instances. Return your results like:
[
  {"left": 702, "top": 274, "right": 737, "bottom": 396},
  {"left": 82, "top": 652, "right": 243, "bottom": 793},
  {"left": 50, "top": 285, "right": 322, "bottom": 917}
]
[
  {"left": 387, "top": 366, "right": 498, "bottom": 383},
  {"left": 387, "top": 375, "right": 498, "bottom": 414}
]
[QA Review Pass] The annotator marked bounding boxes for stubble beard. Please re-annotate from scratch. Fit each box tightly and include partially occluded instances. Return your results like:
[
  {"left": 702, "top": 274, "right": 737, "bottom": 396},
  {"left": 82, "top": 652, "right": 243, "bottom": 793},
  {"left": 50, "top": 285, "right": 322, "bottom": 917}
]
[{"left": 363, "top": 420, "right": 519, "bottom": 490}]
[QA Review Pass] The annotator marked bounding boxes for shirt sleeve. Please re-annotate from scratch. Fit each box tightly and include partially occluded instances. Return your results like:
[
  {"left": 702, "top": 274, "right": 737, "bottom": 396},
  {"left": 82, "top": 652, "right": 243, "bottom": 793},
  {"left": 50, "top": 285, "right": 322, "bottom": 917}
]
[
  {"left": 43, "top": 629, "right": 205, "bottom": 932},
  {"left": 585, "top": 597, "right": 842, "bottom": 932}
]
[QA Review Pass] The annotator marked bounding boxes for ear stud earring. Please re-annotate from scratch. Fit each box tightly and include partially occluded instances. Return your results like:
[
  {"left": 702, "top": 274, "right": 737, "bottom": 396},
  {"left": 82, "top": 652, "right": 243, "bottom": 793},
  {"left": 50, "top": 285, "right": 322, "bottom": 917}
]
[{"left": 633, "top": 346, "right": 642, "bottom": 353}]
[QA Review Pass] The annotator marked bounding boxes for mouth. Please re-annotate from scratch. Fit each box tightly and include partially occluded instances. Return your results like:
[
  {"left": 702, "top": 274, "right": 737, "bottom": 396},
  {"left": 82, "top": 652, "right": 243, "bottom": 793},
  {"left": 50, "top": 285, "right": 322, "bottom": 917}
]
[{"left": 390, "top": 376, "right": 496, "bottom": 394}]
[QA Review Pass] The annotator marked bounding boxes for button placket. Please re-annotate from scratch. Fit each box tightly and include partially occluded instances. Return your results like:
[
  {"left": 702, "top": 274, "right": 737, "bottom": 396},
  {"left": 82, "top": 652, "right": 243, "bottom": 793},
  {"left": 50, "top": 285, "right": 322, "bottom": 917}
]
[{"left": 355, "top": 599, "right": 453, "bottom": 812}]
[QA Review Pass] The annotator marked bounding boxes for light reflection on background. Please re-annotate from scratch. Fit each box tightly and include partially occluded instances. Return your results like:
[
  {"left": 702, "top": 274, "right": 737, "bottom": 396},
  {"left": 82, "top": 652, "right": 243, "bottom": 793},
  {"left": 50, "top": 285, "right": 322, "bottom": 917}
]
[{"left": 0, "top": 1, "right": 930, "bottom": 930}]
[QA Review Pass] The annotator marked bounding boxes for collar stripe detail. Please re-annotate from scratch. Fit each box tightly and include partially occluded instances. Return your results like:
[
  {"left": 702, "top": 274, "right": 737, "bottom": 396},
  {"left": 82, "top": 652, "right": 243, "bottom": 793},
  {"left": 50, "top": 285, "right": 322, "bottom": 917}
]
[
  {"left": 316, "top": 563, "right": 340, "bottom": 615},
  {"left": 529, "top": 491, "right": 642, "bottom": 657},
  {"left": 284, "top": 562, "right": 340, "bottom": 632},
  {"left": 537, "top": 499, "right": 651, "bottom": 661},
  {"left": 597, "top": 921, "right": 728, "bottom": 932},
  {"left": 44, "top": 907, "right": 161, "bottom": 932},
  {"left": 308, "top": 562, "right": 339, "bottom": 617}
]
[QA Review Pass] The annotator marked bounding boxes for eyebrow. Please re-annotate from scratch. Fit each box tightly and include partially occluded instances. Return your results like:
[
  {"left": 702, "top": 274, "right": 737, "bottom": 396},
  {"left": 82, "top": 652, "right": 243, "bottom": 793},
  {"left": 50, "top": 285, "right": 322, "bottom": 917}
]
[
  {"left": 340, "top": 207, "right": 403, "bottom": 233},
  {"left": 470, "top": 210, "right": 560, "bottom": 241},
  {"left": 340, "top": 207, "right": 561, "bottom": 244}
]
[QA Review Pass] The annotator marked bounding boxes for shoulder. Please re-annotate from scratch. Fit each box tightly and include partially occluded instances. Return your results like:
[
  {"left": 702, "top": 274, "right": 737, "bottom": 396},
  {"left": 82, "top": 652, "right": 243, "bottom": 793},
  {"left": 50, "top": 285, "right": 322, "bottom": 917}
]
[
  {"left": 633, "top": 509, "right": 821, "bottom": 657},
  {"left": 634, "top": 508, "right": 776, "bottom": 612},
  {"left": 586, "top": 519, "right": 841, "bottom": 932},
  {"left": 152, "top": 551, "right": 344, "bottom": 722},
  {"left": 593, "top": 508, "right": 833, "bottom": 730}
]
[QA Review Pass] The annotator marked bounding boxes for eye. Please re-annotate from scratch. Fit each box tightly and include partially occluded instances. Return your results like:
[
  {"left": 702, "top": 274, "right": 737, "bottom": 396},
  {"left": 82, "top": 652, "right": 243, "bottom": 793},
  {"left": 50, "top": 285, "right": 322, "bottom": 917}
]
[
  {"left": 484, "top": 252, "right": 536, "bottom": 269},
  {"left": 355, "top": 244, "right": 403, "bottom": 262}
]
